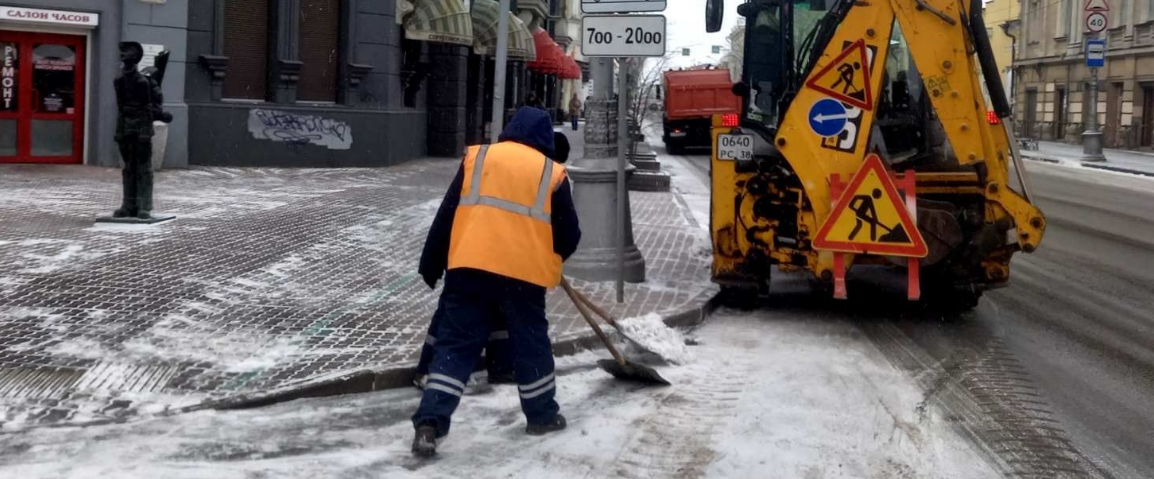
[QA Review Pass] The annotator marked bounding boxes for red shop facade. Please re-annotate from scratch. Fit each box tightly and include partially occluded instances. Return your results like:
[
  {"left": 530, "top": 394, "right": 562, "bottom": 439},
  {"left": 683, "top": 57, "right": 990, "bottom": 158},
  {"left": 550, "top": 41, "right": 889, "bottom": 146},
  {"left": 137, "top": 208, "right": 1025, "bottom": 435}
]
[{"left": 0, "top": 6, "right": 97, "bottom": 164}]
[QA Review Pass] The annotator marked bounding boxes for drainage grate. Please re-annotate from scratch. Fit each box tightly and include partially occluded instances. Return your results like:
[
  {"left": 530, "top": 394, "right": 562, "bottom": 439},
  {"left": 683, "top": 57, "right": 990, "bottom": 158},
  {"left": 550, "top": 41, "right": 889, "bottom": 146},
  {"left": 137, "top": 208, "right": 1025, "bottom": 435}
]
[
  {"left": 0, "top": 366, "right": 85, "bottom": 399},
  {"left": 74, "top": 363, "right": 179, "bottom": 393}
]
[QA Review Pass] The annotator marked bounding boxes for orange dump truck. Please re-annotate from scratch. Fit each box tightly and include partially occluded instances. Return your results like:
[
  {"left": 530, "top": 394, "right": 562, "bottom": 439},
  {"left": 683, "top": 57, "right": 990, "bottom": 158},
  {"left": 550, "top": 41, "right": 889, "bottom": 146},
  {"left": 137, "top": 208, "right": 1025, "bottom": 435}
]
[{"left": 662, "top": 68, "right": 740, "bottom": 154}]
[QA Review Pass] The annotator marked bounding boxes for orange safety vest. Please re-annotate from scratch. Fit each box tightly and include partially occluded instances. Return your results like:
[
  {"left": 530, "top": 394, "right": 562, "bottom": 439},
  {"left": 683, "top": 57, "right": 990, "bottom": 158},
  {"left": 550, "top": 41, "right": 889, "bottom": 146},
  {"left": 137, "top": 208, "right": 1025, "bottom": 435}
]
[{"left": 448, "top": 142, "right": 569, "bottom": 288}]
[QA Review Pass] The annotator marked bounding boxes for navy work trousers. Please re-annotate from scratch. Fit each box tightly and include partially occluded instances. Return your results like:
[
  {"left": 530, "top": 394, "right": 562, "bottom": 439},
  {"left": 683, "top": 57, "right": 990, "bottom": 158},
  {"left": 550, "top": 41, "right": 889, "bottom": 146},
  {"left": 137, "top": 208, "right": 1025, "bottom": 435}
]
[
  {"left": 411, "top": 286, "right": 558, "bottom": 437},
  {"left": 416, "top": 295, "right": 513, "bottom": 378}
]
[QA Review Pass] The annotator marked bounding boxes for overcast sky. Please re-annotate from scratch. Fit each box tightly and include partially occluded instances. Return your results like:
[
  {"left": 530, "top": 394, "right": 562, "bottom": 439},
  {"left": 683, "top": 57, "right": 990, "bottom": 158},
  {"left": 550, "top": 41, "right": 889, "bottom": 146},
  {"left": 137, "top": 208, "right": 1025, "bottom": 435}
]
[{"left": 660, "top": 0, "right": 744, "bottom": 68}]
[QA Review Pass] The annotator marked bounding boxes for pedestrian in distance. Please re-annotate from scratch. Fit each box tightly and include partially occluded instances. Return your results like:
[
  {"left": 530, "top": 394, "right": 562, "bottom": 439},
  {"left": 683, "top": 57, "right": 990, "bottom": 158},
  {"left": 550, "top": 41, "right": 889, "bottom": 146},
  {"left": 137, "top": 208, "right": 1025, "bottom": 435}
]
[
  {"left": 525, "top": 92, "right": 544, "bottom": 110},
  {"left": 411, "top": 107, "right": 581, "bottom": 458},
  {"left": 569, "top": 95, "right": 582, "bottom": 131}
]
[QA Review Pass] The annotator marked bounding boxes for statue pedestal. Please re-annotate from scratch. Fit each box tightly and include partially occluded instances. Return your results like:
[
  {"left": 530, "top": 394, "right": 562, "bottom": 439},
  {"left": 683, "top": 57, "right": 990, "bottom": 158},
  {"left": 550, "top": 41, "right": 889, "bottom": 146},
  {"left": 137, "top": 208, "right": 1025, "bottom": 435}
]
[
  {"left": 564, "top": 158, "right": 646, "bottom": 283},
  {"left": 95, "top": 215, "right": 176, "bottom": 225}
]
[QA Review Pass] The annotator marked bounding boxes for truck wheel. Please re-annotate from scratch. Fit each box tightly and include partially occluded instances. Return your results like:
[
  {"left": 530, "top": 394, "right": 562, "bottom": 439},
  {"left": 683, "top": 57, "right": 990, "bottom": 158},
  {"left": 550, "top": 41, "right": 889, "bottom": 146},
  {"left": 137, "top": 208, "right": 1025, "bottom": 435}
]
[
  {"left": 719, "top": 285, "right": 759, "bottom": 310},
  {"left": 923, "top": 282, "right": 983, "bottom": 312},
  {"left": 666, "top": 142, "right": 684, "bottom": 155}
]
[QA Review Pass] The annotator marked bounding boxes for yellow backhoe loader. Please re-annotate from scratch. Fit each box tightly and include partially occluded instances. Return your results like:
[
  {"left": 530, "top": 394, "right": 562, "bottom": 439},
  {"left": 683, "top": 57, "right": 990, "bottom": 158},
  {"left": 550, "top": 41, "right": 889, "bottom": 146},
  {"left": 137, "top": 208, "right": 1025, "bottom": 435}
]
[{"left": 703, "top": 0, "right": 1045, "bottom": 309}]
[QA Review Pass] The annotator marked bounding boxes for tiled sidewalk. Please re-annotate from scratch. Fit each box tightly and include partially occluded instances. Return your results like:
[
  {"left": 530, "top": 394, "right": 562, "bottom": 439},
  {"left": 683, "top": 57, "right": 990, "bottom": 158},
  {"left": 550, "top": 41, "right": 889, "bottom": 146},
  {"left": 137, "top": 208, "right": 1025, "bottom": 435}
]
[
  {"left": 0, "top": 135, "right": 713, "bottom": 429},
  {"left": 1021, "top": 140, "right": 1154, "bottom": 176}
]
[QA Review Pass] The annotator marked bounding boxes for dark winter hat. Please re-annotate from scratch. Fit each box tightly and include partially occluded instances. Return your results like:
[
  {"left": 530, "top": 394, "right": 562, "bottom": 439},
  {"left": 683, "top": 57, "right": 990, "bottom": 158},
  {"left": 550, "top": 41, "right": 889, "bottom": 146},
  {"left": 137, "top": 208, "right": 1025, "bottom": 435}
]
[{"left": 499, "top": 106, "right": 556, "bottom": 159}]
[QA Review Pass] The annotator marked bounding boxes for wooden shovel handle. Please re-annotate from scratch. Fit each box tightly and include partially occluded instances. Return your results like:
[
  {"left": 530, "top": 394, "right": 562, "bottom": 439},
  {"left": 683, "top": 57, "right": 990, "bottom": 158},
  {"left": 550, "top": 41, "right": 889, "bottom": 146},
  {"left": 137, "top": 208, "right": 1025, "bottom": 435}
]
[
  {"left": 568, "top": 286, "right": 619, "bottom": 328},
  {"left": 561, "top": 277, "right": 627, "bottom": 366}
]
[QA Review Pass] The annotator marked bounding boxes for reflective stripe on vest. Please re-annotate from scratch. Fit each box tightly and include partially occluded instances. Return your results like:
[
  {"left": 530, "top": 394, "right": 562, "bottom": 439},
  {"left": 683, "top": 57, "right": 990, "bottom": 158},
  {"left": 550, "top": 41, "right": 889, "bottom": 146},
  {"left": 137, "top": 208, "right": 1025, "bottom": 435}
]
[{"left": 459, "top": 145, "right": 554, "bottom": 224}]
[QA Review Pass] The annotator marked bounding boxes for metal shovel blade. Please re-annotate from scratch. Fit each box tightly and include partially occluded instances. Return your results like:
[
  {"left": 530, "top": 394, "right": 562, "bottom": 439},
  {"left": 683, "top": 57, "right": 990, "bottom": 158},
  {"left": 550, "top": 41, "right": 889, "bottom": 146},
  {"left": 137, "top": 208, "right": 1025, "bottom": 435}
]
[{"left": 596, "top": 359, "right": 671, "bottom": 386}]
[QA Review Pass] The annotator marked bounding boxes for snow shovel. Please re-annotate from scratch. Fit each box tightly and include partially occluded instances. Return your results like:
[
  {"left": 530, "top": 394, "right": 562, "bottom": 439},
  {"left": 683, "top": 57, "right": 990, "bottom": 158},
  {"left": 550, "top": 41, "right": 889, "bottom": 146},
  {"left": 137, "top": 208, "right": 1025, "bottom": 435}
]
[
  {"left": 564, "top": 282, "right": 681, "bottom": 362},
  {"left": 561, "top": 278, "right": 670, "bottom": 386}
]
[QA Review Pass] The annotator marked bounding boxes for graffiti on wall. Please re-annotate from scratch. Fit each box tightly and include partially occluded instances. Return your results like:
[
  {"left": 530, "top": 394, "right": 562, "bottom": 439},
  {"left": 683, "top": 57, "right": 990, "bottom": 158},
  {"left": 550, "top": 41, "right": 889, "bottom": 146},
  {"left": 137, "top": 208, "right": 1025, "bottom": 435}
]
[{"left": 247, "top": 108, "right": 353, "bottom": 150}]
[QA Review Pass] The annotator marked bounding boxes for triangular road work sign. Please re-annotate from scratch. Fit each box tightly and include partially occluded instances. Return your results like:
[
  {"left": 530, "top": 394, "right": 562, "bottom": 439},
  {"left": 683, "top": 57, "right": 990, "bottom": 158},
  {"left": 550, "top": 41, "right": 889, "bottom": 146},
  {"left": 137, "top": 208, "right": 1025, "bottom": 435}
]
[
  {"left": 1084, "top": 0, "right": 1109, "bottom": 11},
  {"left": 805, "top": 39, "right": 874, "bottom": 111},
  {"left": 813, "top": 154, "right": 928, "bottom": 257}
]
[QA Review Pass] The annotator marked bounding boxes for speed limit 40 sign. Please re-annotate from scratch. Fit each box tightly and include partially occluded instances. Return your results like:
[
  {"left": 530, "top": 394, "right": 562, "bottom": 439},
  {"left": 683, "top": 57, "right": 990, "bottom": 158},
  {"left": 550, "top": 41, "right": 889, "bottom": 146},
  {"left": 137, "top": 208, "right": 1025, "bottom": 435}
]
[
  {"left": 581, "top": 15, "right": 666, "bottom": 57},
  {"left": 1086, "top": 11, "right": 1108, "bottom": 33}
]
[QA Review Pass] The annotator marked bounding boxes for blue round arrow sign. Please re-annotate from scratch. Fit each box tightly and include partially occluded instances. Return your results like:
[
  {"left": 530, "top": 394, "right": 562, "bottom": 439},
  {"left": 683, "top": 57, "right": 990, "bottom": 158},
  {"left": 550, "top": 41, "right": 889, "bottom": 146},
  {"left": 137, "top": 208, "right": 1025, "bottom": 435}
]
[{"left": 808, "top": 98, "right": 849, "bottom": 137}]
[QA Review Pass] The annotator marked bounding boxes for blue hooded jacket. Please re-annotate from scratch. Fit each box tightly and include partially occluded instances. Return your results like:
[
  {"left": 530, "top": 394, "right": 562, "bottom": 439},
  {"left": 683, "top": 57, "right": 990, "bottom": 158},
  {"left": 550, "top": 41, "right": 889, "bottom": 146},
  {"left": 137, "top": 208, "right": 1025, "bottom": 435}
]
[
  {"left": 418, "top": 107, "right": 582, "bottom": 295},
  {"left": 499, "top": 107, "right": 556, "bottom": 159}
]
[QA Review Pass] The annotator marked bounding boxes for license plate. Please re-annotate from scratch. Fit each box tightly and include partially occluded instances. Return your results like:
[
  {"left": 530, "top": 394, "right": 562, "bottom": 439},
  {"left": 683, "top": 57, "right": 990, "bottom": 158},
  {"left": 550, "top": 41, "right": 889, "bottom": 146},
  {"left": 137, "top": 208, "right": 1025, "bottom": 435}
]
[{"left": 717, "top": 134, "right": 753, "bottom": 161}]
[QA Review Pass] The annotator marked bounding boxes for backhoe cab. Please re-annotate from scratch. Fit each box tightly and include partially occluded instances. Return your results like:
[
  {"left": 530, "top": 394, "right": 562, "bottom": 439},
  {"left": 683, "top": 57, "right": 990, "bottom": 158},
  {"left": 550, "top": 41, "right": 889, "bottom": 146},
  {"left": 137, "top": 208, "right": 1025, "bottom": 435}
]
[{"left": 703, "top": 0, "right": 1045, "bottom": 308}]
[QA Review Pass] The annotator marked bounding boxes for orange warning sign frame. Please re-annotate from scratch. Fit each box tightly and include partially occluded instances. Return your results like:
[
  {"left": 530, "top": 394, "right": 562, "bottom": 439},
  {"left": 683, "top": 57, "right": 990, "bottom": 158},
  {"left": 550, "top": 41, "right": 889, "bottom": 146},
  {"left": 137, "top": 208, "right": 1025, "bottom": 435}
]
[
  {"left": 813, "top": 154, "right": 927, "bottom": 257},
  {"left": 805, "top": 39, "right": 874, "bottom": 111}
]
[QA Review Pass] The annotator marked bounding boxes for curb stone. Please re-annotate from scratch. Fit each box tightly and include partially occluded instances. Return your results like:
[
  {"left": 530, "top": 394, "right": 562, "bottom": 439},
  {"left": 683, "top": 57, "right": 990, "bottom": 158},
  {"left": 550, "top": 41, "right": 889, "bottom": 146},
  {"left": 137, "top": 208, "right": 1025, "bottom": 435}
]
[
  {"left": 1022, "top": 155, "right": 1062, "bottom": 164},
  {"left": 1079, "top": 162, "right": 1154, "bottom": 177},
  {"left": 1023, "top": 153, "right": 1154, "bottom": 176},
  {"left": 207, "top": 288, "right": 724, "bottom": 411}
]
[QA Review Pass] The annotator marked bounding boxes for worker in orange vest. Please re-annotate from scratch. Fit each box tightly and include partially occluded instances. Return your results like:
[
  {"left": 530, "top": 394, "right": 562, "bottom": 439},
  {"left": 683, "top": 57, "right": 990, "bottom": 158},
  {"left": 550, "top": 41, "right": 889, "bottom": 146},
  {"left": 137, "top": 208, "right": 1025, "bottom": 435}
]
[
  {"left": 412, "top": 132, "right": 572, "bottom": 390},
  {"left": 412, "top": 107, "right": 581, "bottom": 457}
]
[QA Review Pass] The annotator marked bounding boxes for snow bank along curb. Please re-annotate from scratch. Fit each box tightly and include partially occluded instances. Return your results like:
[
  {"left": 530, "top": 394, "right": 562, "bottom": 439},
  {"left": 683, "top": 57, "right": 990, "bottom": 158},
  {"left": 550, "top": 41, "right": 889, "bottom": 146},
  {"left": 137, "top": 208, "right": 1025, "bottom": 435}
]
[
  {"left": 1022, "top": 152, "right": 1154, "bottom": 177},
  {"left": 196, "top": 290, "right": 724, "bottom": 412}
]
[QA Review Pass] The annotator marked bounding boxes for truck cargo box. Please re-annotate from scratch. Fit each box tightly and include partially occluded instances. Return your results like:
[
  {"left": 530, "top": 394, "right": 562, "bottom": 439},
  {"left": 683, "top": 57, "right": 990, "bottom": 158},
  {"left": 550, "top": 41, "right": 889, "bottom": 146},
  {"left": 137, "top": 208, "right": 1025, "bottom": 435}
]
[{"left": 663, "top": 69, "right": 741, "bottom": 121}]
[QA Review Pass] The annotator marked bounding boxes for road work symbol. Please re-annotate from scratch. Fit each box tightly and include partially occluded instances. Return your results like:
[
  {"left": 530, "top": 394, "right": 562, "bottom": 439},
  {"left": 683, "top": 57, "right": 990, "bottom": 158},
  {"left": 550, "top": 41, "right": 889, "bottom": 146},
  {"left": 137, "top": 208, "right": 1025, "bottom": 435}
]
[
  {"left": 806, "top": 39, "right": 874, "bottom": 111},
  {"left": 813, "top": 154, "right": 927, "bottom": 257},
  {"left": 808, "top": 98, "right": 849, "bottom": 137},
  {"left": 847, "top": 188, "right": 911, "bottom": 243}
]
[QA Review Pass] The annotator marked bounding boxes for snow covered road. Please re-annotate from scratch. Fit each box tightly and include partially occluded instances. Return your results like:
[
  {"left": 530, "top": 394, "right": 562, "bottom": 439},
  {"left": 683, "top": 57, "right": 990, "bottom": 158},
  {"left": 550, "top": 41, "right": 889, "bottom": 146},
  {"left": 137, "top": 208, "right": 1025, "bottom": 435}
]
[{"left": 0, "top": 309, "right": 998, "bottom": 478}]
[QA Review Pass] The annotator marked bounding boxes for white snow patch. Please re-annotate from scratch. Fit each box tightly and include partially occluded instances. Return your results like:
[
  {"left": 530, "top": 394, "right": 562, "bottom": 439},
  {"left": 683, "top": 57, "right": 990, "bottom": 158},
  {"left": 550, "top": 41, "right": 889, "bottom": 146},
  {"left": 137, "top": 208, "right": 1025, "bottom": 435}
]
[
  {"left": 615, "top": 312, "right": 694, "bottom": 364},
  {"left": 46, "top": 338, "right": 114, "bottom": 359},
  {"left": 0, "top": 311, "right": 1000, "bottom": 479}
]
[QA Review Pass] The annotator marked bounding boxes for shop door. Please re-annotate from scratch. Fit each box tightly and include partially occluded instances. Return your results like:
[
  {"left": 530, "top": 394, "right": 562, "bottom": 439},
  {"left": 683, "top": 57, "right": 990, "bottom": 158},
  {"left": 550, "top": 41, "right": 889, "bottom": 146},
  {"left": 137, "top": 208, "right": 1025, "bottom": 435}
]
[
  {"left": 1142, "top": 86, "right": 1154, "bottom": 147},
  {"left": 0, "top": 31, "right": 85, "bottom": 164}
]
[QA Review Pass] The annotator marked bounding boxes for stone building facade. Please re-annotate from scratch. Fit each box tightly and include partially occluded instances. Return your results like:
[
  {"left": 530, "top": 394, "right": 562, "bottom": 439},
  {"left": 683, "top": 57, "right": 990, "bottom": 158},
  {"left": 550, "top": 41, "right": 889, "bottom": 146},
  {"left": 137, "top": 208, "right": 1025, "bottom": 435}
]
[
  {"left": 984, "top": 0, "right": 1019, "bottom": 104},
  {"left": 0, "top": 0, "right": 571, "bottom": 169},
  {"left": 1014, "top": 0, "right": 1154, "bottom": 148},
  {"left": 0, "top": 1, "right": 187, "bottom": 167}
]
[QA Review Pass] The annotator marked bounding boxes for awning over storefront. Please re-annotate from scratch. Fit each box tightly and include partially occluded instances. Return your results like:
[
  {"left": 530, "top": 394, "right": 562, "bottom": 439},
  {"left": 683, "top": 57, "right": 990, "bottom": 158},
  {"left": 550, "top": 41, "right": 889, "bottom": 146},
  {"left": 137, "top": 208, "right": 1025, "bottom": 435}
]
[
  {"left": 471, "top": 1, "right": 535, "bottom": 60},
  {"left": 527, "top": 28, "right": 566, "bottom": 75},
  {"left": 559, "top": 55, "right": 581, "bottom": 80},
  {"left": 507, "top": 14, "right": 536, "bottom": 60},
  {"left": 402, "top": 0, "right": 473, "bottom": 46},
  {"left": 470, "top": 0, "right": 500, "bottom": 55}
]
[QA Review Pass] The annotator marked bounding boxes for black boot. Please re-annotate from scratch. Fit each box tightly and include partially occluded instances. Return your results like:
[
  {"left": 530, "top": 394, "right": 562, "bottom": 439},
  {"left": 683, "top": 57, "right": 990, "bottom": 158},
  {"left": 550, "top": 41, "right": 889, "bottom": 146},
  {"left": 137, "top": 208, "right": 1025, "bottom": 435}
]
[
  {"left": 411, "top": 424, "right": 438, "bottom": 458},
  {"left": 487, "top": 371, "right": 516, "bottom": 385},
  {"left": 412, "top": 373, "right": 428, "bottom": 390},
  {"left": 525, "top": 413, "right": 566, "bottom": 436}
]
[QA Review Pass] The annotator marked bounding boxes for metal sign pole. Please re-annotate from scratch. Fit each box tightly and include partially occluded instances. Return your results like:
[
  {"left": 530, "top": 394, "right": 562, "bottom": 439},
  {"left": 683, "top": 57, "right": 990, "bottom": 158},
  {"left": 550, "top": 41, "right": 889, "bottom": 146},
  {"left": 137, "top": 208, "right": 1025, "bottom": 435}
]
[
  {"left": 1082, "top": 1, "right": 1107, "bottom": 161},
  {"left": 490, "top": 0, "right": 512, "bottom": 143},
  {"left": 616, "top": 57, "right": 628, "bottom": 303}
]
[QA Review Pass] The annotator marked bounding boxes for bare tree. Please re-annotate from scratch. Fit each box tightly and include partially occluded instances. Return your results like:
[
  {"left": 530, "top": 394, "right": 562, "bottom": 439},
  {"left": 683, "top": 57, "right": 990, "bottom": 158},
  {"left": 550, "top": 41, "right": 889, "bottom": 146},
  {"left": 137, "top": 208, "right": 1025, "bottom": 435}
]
[{"left": 621, "top": 54, "right": 673, "bottom": 158}]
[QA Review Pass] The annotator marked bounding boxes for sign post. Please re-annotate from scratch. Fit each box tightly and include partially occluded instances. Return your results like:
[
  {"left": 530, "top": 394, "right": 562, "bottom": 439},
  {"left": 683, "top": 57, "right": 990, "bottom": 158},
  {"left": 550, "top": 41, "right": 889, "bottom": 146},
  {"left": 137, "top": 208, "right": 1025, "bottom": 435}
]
[
  {"left": 581, "top": 9, "right": 666, "bottom": 302},
  {"left": 1082, "top": 0, "right": 1109, "bottom": 162},
  {"left": 489, "top": 0, "right": 512, "bottom": 143}
]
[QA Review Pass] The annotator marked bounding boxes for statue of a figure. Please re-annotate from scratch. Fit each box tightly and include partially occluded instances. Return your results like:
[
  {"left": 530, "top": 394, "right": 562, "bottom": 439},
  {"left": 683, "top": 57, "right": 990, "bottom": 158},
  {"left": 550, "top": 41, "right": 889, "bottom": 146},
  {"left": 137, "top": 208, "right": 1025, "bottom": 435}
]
[{"left": 113, "top": 42, "right": 172, "bottom": 220}]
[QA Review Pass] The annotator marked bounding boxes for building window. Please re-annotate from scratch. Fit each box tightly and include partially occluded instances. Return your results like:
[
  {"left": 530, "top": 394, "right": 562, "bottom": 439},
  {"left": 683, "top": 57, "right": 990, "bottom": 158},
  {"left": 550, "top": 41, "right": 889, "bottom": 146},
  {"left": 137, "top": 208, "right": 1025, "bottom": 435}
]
[
  {"left": 223, "top": 0, "right": 270, "bottom": 100},
  {"left": 298, "top": 0, "right": 341, "bottom": 102},
  {"left": 1058, "top": 0, "right": 1071, "bottom": 37}
]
